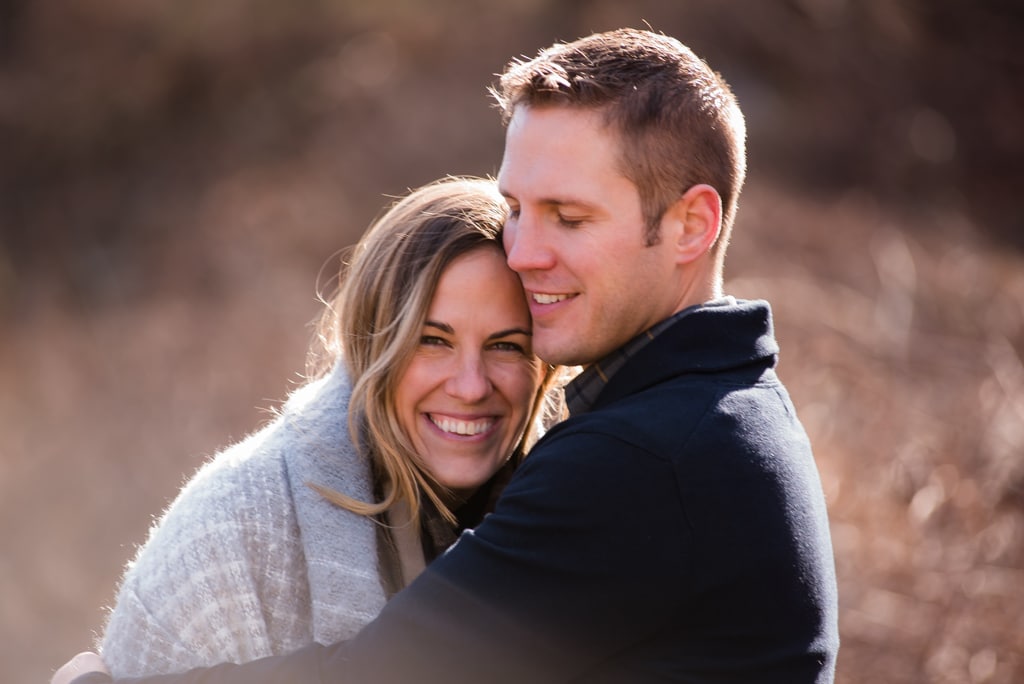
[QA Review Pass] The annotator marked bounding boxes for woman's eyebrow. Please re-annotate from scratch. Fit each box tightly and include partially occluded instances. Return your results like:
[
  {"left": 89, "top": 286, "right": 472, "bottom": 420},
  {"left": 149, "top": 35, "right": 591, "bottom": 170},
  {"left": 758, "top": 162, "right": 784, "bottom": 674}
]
[
  {"left": 424, "top": 320, "right": 453, "bottom": 334},
  {"left": 425, "top": 321, "right": 532, "bottom": 339},
  {"left": 487, "top": 327, "right": 532, "bottom": 340},
  {"left": 425, "top": 321, "right": 532, "bottom": 340}
]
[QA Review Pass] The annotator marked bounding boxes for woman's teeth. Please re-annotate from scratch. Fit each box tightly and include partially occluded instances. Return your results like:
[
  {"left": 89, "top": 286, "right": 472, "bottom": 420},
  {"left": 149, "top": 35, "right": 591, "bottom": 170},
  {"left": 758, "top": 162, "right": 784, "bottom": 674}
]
[{"left": 430, "top": 416, "right": 493, "bottom": 436}]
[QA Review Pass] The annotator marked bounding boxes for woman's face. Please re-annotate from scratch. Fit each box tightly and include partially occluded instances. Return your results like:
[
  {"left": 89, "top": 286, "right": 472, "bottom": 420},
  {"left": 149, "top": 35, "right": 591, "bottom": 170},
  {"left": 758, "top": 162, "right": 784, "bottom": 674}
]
[{"left": 395, "top": 245, "right": 542, "bottom": 498}]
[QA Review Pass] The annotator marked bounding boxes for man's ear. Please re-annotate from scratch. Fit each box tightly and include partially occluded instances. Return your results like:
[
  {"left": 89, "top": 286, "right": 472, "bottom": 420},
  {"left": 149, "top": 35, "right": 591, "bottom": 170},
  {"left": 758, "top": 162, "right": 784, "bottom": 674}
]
[{"left": 661, "top": 184, "right": 722, "bottom": 264}]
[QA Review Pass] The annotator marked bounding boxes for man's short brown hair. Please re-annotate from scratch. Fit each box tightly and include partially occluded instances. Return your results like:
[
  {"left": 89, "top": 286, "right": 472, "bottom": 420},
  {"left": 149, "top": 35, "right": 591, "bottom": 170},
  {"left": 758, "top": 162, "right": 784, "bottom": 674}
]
[{"left": 493, "top": 28, "right": 746, "bottom": 249}]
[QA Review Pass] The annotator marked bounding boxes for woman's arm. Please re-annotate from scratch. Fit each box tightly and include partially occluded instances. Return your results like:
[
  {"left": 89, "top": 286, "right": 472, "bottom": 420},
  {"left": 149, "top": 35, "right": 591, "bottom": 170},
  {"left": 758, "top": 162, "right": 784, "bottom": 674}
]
[{"left": 60, "top": 430, "right": 688, "bottom": 684}]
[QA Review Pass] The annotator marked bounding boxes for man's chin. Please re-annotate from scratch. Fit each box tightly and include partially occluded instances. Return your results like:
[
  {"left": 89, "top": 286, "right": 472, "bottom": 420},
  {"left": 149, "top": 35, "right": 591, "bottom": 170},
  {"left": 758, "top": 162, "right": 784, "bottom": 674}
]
[{"left": 535, "top": 340, "right": 584, "bottom": 368}]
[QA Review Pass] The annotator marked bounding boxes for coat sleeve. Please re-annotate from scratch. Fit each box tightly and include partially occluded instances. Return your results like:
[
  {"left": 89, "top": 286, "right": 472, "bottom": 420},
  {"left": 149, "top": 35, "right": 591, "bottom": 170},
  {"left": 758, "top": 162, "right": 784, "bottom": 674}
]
[{"left": 324, "top": 427, "right": 689, "bottom": 683}]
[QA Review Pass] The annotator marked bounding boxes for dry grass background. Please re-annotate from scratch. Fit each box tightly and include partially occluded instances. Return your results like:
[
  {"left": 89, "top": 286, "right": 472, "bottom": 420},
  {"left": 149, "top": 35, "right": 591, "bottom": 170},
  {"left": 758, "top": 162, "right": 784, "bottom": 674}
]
[{"left": 1, "top": 1, "right": 1021, "bottom": 682}]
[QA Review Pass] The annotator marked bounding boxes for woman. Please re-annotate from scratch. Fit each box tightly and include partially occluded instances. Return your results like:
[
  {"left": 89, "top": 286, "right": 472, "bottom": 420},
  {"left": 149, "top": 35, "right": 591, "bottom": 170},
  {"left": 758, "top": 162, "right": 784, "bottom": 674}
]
[{"left": 54, "top": 176, "right": 563, "bottom": 683}]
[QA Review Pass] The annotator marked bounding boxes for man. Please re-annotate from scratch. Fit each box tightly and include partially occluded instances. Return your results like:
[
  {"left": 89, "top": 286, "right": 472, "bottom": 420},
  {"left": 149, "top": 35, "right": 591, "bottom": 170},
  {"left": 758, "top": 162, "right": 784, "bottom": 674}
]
[{"left": 63, "top": 28, "right": 838, "bottom": 684}]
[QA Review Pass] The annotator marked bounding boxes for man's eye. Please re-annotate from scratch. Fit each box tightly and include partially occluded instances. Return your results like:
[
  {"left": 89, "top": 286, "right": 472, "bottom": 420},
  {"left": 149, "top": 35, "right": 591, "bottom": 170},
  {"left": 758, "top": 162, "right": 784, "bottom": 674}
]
[{"left": 558, "top": 215, "right": 584, "bottom": 227}]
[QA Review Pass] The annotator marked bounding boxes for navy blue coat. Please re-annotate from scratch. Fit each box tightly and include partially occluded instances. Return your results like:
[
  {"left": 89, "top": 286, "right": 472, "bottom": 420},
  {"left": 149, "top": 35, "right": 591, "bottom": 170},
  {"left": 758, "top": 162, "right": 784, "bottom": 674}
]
[{"left": 81, "top": 299, "right": 839, "bottom": 684}]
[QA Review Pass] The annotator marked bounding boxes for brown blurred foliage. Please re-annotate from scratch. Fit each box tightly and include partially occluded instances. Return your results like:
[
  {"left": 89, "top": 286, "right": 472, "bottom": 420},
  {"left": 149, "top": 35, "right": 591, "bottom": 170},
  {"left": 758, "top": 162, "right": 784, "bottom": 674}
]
[{"left": 1, "top": 1, "right": 1021, "bottom": 683}]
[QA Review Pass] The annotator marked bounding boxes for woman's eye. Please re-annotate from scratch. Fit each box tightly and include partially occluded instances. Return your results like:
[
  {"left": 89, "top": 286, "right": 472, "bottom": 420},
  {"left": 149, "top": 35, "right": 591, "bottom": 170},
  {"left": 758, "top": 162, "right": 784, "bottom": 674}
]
[
  {"left": 491, "top": 341, "right": 526, "bottom": 354},
  {"left": 420, "top": 335, "right": 447, "bottom": 346},
  {"left": 557, "top": 215, "right": 584, "bottom": 228}
]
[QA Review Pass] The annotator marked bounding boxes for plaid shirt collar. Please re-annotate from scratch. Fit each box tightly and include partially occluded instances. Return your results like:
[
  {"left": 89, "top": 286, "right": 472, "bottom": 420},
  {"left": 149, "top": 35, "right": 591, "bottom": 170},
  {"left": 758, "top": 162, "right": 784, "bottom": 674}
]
[{"left": 564, "top": 297, "right": 735, "bottom": 416}]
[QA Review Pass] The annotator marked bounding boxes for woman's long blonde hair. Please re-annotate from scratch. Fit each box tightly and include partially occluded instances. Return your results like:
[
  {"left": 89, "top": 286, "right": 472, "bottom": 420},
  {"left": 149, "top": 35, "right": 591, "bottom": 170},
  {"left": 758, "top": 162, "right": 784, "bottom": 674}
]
[{"left": 308, "top": 176, "right": 563, "bottom": 525}]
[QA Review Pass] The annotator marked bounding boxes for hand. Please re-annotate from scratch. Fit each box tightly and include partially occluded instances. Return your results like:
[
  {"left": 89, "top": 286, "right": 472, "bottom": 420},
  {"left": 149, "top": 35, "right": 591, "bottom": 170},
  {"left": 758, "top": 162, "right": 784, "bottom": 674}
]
[{"left": 51, "top": 651, "right": 109, "bottom": 684}]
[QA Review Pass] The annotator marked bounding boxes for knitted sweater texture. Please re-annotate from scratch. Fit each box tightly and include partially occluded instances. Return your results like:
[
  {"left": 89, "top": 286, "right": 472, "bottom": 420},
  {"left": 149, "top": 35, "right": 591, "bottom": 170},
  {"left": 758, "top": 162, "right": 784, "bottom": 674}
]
[{"left": 99, "top": 364, "right": 387, "bottom": 676}]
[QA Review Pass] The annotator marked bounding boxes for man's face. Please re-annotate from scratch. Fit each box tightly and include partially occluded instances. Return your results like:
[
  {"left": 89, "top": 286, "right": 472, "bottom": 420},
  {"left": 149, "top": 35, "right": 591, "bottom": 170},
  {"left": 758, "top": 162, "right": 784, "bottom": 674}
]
[{"left": 498, "top": 105, "right": 684, "bottom": 367}]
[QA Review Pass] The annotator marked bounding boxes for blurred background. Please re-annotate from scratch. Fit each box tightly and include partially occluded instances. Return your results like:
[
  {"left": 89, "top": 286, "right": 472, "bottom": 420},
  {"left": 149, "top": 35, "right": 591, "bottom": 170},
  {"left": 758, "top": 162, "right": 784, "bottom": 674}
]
[{"left": 1, "top": 1, "right": 1022, "bottom": 682}]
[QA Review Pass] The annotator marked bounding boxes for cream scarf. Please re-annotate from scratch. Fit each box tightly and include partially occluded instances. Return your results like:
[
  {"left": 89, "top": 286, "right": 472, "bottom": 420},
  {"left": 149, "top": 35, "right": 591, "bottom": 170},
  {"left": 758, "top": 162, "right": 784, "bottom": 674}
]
[{"left": 100, "top": 364, "right": 408, "bottom": 676}]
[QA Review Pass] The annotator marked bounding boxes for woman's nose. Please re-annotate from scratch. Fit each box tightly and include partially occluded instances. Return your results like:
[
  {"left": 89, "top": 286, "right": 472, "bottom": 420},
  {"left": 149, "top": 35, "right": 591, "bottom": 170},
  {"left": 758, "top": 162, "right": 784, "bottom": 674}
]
[{"left": 444, "top": 355, "right": 492, "bottom": 403}]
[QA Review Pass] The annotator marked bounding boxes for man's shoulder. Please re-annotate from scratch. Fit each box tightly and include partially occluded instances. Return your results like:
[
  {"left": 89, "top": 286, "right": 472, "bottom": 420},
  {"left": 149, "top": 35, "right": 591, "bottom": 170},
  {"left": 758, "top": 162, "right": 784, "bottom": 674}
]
[
  {"left": 536, "top": 365, "right": 803, "bottom": 474},
  {"left": 575, "top": 365, "right": 746, "bottom": 427},
  {"left": 534, "top": 381, "right": 714, "bottom": 467}
]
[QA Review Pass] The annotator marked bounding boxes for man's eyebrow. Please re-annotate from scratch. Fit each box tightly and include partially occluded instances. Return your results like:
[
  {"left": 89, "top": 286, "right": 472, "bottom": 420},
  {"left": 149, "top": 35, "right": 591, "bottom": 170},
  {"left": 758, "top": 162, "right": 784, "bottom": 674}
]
[{"left": 499, "top": 192, "right": 594, "bottom": 210}]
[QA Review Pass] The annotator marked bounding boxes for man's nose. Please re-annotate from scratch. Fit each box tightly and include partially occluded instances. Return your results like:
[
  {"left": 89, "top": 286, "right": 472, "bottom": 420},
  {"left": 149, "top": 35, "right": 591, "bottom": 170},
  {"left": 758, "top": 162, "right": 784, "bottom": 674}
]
[{"left": 504, "top": 211, "right": 555, "bottom": 273}]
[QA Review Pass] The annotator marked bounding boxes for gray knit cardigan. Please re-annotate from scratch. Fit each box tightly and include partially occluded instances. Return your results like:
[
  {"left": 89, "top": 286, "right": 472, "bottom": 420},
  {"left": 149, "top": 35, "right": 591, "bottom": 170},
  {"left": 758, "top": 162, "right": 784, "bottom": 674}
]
[{"left": 99, "top": 364, "right": 391, "bottom": 676}]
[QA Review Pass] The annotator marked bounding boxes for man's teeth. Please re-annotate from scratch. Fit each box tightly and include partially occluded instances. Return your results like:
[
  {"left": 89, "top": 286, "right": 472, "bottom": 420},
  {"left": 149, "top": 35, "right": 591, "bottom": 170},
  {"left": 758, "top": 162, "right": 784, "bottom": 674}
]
[
  {"left": 533, "top": 293, "right": 570, "bottom": 305},
  {"left": 431, "top": 416, "right": 493, "bottom": 436}
]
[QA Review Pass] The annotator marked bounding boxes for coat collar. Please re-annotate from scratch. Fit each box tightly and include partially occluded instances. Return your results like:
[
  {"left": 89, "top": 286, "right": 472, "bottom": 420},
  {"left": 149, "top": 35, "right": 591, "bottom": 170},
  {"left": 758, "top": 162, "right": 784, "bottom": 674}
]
[{"left": 588, "top": 298, "right": 780, "bottom": 413}]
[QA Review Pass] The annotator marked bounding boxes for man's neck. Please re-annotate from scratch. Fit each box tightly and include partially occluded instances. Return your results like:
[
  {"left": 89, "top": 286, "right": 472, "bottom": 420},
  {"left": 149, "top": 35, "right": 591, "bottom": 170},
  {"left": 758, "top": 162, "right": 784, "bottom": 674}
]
[
  {"left": 566, "top": 297, "right": 734, "bottom": 414},
  {"left": 671, "top": 264, "right": 721, "bottom": 317}
]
